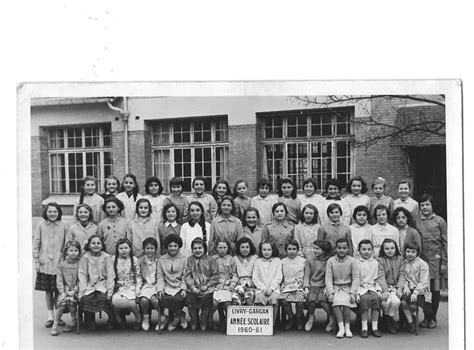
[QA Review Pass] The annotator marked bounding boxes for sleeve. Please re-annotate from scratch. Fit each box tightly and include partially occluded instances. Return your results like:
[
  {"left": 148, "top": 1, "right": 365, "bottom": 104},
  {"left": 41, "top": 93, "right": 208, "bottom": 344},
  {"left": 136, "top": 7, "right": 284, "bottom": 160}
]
[
  {"left": 270, "top": 259, "right": 283, "bottom": 292},
  {"left": 32, "top": 222, "right": 42, "bottom": 264},
  {"left": 134, "top": 257, "right": 142, "bottom": 292},
  {"left": 252, "top": 260, "right": 266, "bottom": 292},
  {"left": 415, "top": 261, "right": 430, "bottom": 295},
  {"left": 232, "top": 220, "right": 244, "bottom": 252},
  {"left": 439, "top": 218, "right": 448, "bottom": 267},
  {"left": 180, "top": 259, "right": 188, "bottom": 291},
  {"left": 154, "top": 223, "right": 161, "bottom": 259},
  {"left": 126, "top": 220, "right": 132, "bottom": 241},
  {"left": 209, "top": 197, "right": 218, "bottom": 220},
  {"left": 376, "top": 258, "right": 388, "bottom": 292},
  {"left": 397, "top": 259, "right": 406, "bottom": 290},
  {"left": 350, "top": 259, "right": 361, "bottom": 294},
  {"left": 185, "top": 257, "right": 196, "bottom": 290},
  {"left": 106, "top": 256, "right": 115, "bottom": 298},
  {"left": 207, "top": 257, "right": 220, "bottom": 291},
  {"left": 409, "top": 227, "right": 422, "bottom": 252},
  {"left": 325, "top": 259, "right": 334, "bottom": 294},
  {"left": 97, "top": 221, "right": 104, "bottom": 239},
  {"left": 156, "top": 259, "right": 165, "bottom": 292},
  {"left": 78, "top": 256, "right": 88, "bottom": 298},
  {"left": 230, "top": 258, "right": 239, "bottom": 284},
  {"left": 303, "top": 259, "right": 311, "bottom": 288},
  {"left": 56, "top": 263, "right": 65, "bottom": 294},
  {"left": 317, "top": 226, "right": 325, "bottom": 242},
  {"left": 208, "top": 219, "right": 217, "bottom": 254},
  {"left": 345, "top": 227, "right": 353, "bottom": 256},
  {"left": 294, "top": 226, "right": 304, "bottom": 256},
  {"left": 261, "top": 225, "right": 269, "bottom": 243}
]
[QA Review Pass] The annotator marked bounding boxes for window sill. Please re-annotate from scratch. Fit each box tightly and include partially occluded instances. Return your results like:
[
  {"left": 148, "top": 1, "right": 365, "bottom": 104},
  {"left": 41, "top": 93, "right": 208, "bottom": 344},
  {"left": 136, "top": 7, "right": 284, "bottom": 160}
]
[{"left": 41, "top": 194, "right": 78, "bottom": 206}]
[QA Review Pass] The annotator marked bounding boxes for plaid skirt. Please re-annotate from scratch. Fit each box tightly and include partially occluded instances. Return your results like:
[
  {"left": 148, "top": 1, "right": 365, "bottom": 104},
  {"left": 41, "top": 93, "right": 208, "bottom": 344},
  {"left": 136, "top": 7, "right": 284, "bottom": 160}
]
[
  {"left": 35, "top": 272, "right": 57, "bottom": 292},
  {"left": 80, "top": 291, "right": 111, "bottom": 314},
  {"left": 57, "top": 294, "right": 78, "bottom": 308},
  {"left": 280, "top": 290, "right": 306, "bottom": 302},
  {"left": 359, "top": 291, "right": 380, "bottom": 311}
]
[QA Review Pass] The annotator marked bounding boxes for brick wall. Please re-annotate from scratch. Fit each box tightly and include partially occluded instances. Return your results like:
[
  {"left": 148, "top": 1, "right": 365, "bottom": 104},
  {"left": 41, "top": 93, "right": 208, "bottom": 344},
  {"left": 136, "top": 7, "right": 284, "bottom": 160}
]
[
  {"left": 128, "top": 130, "right": 147, "bottom": 194},
  {"left": 31, "top": 134, "right": 49, "bottom": 216},
  {"left": 112, "top": 131, "right": 126, "bottom": 184}
]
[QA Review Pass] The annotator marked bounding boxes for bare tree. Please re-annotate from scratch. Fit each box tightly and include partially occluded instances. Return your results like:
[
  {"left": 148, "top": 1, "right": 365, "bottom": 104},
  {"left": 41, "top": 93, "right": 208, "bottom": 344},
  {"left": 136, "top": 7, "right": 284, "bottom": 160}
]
[{"left": 292, "top": 95, "right": 445, "bottom": 148}]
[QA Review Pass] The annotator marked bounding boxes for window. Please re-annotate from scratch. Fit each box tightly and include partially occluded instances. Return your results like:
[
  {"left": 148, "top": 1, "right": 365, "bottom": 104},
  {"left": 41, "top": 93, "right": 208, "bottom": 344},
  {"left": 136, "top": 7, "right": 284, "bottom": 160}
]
[
  {"left": 260, "top": 108, "right": 353, "bottom": 191},
  {"left": 48, "top": 124, "right": 112, "bottom": 193},
  {"left": 152, "top": 117, "right": 229, "bottom": 192}
]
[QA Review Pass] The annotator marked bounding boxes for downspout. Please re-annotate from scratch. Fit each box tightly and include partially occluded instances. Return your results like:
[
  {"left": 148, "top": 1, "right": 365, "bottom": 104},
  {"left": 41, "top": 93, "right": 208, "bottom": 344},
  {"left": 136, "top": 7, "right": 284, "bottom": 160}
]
[{"left": 107, "top": 97, "right": 131, "bottom": 173}]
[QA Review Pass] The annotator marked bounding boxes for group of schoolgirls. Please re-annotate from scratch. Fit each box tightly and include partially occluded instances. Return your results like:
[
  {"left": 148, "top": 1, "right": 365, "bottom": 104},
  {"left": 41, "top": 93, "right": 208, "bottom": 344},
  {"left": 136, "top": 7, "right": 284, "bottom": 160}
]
[{"left": 33, "top": 173, "right": 447, "bottom": 339}]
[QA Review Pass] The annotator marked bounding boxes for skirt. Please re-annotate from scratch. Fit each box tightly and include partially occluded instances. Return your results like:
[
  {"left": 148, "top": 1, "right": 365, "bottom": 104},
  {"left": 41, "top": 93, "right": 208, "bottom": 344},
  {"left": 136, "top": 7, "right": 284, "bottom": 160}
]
[
  {"left": 332, "top": 285, "right": 356, "bottom": 308},
  {"left": 57, "top": 294, "right": 78, "bottom": 308},
  {"left": 254, "top": 291, "right": 280, "bottom": 306},
  {"left": 35, "top": 272, "right": 57, "bottom": 292},
  {"left": 160, "top": 293, "right": 185, "bottom": 310},
  {"left": 359, "top": 291, "right": 380, "bottom": 311},
  {"left": 80, "top": 291, "right": 111, "bottom": 314},
  {"left": 232, "top": 284, "right": 255, "bottom": 305},
  {"left": 186, "top": 292, "right": 213, "bottom": 310},
  {"left": 307, "top": 286, "right": 328, "bottom": 304},
  {"left": 139, "top": 284, "right": 158, "bottom": 300},
  {"left": 280, "top": 290, "right": 306, "bottom": 302}
]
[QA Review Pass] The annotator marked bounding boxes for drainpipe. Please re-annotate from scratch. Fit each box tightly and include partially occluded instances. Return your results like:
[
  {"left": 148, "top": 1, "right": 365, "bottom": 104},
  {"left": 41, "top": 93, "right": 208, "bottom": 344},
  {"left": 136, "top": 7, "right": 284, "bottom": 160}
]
[{"left": 107, "top": 97, "right": 131, "bottom": 173}]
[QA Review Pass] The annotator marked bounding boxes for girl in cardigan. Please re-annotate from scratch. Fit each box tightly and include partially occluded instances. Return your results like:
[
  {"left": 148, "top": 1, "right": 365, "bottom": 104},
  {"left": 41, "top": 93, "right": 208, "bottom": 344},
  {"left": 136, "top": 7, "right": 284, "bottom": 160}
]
[
  {"left": 232, "top": 237, "right": 258, "bottom": 306},
  {"left": 393, "top": 207, "right": 421, "bottom": 256},
  {"left": 369, "top": 204, "right": 399, "bottom": 257},
  {"left": 318, "top": 203, "right": 352, "bottom": 255},
  {"left": 377, "top": 238, "right": 405, "bottom": 334},
  {"left": 280, "top": 240, "right": 307, "bottom": 331},
  {"left": 33, "top": 202, "right": 68, "bottom": 328},
  {"left": 51, "top": 240, "right": 81, "bottom": 336},
  {"left": 156, "top": 234, "right": 188, "bottom": 332},
  {"left": 303, "top": 240, "right": 333, "bottom": 332},
  {"left": 261, "top": 202, "right": 295, "bottom": 258},
  {"left": 349, "top": 205, "right": 371, "bottom": 257},
  {"left": 277, "top": 177, "right": 301, "bottom": 225},
  {"left": 73, "top": 176, "right": 105, "bottom": 225},
  {"left": 116, "top": 173, "right": 143, "bottom": 220},
  {"left": 188, "top": 177, "right": 218, "bottom": 223},
  {"left": 325, "top": 238, "right": 360, "bottom": 338},
  {"left": 185, "top": 237, "right": 219, "bottom": 331},
  {"left": 67, "top": 204, "right": 97, "bottom": 254},
  {"left": 111, "top": 238, "right": 142, "bottom": 330},
  {"left": 130, "top": 198, "right": 160, "bottom": 257},
  {"left": 342, "top": 175, "right": 370, "bottom": 225},
  {"left": 158, "top": 203, "right": 182, "bottom": 255},
  {"left": 294, "top": 204, "right": 320, "bottom": 258},
  {"left": 138, "top": 237, "right": 160, "bottom": 331},
  {"left": 97, "top": 196, "right": 131, "bottom": 255},
  {"left": 238, "top": 207, "right": 264, "bottom": 251},
  {"left": 163, "top": 177, "right": 189, "bottom": 224},
  {"left": 252, "top": 241, "right": 282, "bottom": 325}
]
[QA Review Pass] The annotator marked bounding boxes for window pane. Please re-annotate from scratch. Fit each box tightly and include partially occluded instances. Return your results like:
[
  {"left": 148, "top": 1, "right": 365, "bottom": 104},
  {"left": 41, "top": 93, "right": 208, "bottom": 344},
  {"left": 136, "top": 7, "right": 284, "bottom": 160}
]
[
  {"left": 287, "top": 143, "right": 307, "bottom": 188},
  {"left": 215, "top": 119, "right": 228, "bottom": 142},
  {"left": 287, "top": 115, "right": 306, "bottom": 138},
  {"left": 264, "top": 117, "right": 283, "bottom": 139},
  {"left": 49, "top": 129, "right": 64, "bottom": 149},
  {"left": 67, "top": 128, "right": 82, "bottom": 148},
  {"left": 153, "top": 150, "right": 171, "bottom": 192},
  {"left": 265, "top": 144, "right": 284, "bottom": 190},
  {"left": 103, "top": 124, "right": 112, "bottom": 146},
  {"left": 50, "top": 154, "right": 66, "bottom": 193}
]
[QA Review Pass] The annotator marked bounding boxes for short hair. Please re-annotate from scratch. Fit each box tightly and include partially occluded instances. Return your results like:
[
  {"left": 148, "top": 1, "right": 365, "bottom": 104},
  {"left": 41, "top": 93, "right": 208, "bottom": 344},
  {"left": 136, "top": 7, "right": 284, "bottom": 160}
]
[
  {"left": 119, "top": 173, "right": 139, "bottom": 199},
  {"left": 191, "top": 237, "right": 207, "bottom": 254},
  {"left": 325, "top": 178, "right": 342, "bottom": 191},
  {"left": 397, "top": 179, "right": 412, "bottom": 190},
  {"left": 357, "top": 239, "right": 373, "bottom": 250},
  {"left": 302, "top": 178, "right": 318, "bottom": 191},
  {"left": 102, "top": 196, "right": 125, "bottom": 213},
  {"left": 135, "top": 198, "right": 152, "bottom": 216},
  {"left": 299, "top": 204, "right": 319, "bottom": 224},
  {"left": 378, "top": 238, "right": 401, "bottom": 258},
  {"left": 277, "top": 177, "right": 297, "bottom": 199},
  {"left": 392, "top": 207, "right": 413, "bottom": 227},
  {"left": 285, "top": 239, "right": 300, "bottom": 251},
  {"left": 217, "top": 195, "right": 236, "bottom": 216},
  {"left": 233, "top": 180, "right": 248, "bottom": 198},
  {"left": 212, "top": 179, "right": 232, "bottom": 199},
  {"left": 326, "top": 203, "right": 342, "bottom": 217},
  {"left": 346, "top": 175, "right": 368, "bottom": 194},
  {"left": 242, "top": 207, "right": 260, "bottom": 227},
  {"left": 75, "top": 203, "right": 94, "bottom": 222},
  {"left": 64, "top": 240, "right": 82, "bottom": 256},
  {"left": 162, "top": 202, "right": 181, "bottom": 223},
  {"left": 145, "top": 176, "right": 163, "bottom": 195},
  {"left": 352, "top": 205, "right": 370, "bottom": 221},
  {"left": 404, "top": 241, "right": 420, "bottom": 256},
  {"left": 169, "top": 177, "right": 184, "bottom": 188},
  {"left": 258, "top": 241, "right": 279, "bottom": 258},
  {"left": 335, "top": 238, "right": 349, "bottom": 248},
  {"left": 192, "top": 176, "right": 208, "bottom": 188},
  {"left": 272, "top": 202, "right": 288, "bottom": 215},
  {"left": 164, "top": 234, "right": 183, "bottom": 249},
  {"left": 84, "top": 235, "right": 105, "bottom": 252},
  {"left": 256, "top": 178, "right": 273, "bottom": 191},
  {"left": 419, "top": 193, "right": 434, "bottom": 204},
  {"left": 104, "top": 175, "right": 120, "bottom": 192},
  {"left": 142, "top": 237, "right": 158, "bottom": 250},
  {"left": 42, "top": 202, "right": 63, "bottom": 221},
  {"left": 235, "top": 237, "right": 256, "bottom": 257},
  {"left": 374, "top": 204, "right": 389, "bottom": 216},
  {"left": 214, "top": 238, "right": 233, "bottom": 255},
  {"left": 371, "top": 177, "right": 387, "bottom": 190},
  {"left": 313, "top": 240, "right": 332, "bottom": 255}
]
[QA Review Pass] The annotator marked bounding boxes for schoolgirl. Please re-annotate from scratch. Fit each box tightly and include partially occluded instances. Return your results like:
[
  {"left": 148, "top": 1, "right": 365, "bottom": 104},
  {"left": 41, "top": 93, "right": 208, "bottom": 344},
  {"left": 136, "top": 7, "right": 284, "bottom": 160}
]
[
  {"left": 232, "top": 237, "right": 258, "bottom": 306},
  {"left": 138, "top": 237, "right": 160, "bottom": 331},
  {"left": 250, "top": 178, "right": 278, "bottom": 226},
  {"left": 294, "top": 204, "right": 320, "bottom": 258},
  {"left": 143, "top": 176, "right": 166, "bottom": 224},
  {"left": 349, "top": 205, "right": 371, "bottom": 257},
  {"left": 163, "top": 177, "right": 189, "bottom": 224},
  {"left": 261, "top": 202, "right": 295, "bottom": 258},
  {"left": 97, "top": 196, "right": 131, "bottom": 255},
  {"left": 116, "top": 173, "right": 143, "bottom": 220},
  {"left": 157, "top": 202, "right": 182, "bottom": 255},
  {"left": 342, "top": 175, "right": 370, "bottom": 225},
  {"left": 320, "top": 178, "right": 351, "bottom": 226},
  {"left": 393, "top": 180, "right": 419, "bottom": 219},
  {"left": 393, "top": 207, "right": 421, "bottom": 253},
  {"left": 73, "top": 176, "right": 105, "bottom": 224},
  {"left": 238, "top": 207, "right": 264, "bottom": 250},
  {"left": 232, "top": 179, "right": 251, "bottom": 220},
  {"left": 129, "top": 198, "right": 160, "bottom": 257},
  {"left": 369, "top": 177, "right": 394, "bottom": 224},
  {"left": 211, "top": 179, "right": 233, "bottom": 207},
  {"left": 369, "top": 204, "right": 400, "bottom": 257},
  {"left": 180, "top": 201, "right": 211, "bottom": 257},
  {"left": 101, "top": 175, "right": 120, "bottom": 198},
  {"left": 298, "top": 177, "right": 323, "bottom": 222},
  {"left": 66, "top": 203, "right": 98, "bottom": 254},
  {"left": 188, "top": 176, "right": 218, "bottom": 223},
  {"left": 317, "top": 203, "right": 352, "bottom": 255},
  {"left": 277, "top": 177, "right": 301, "bottom": 225}
]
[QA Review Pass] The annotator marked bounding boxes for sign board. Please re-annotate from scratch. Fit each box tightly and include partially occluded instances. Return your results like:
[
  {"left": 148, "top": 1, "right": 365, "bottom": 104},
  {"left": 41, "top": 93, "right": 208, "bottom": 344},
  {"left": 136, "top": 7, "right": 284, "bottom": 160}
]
[{"left": 226, "top": 305, "right": 273, "bottom": 336}]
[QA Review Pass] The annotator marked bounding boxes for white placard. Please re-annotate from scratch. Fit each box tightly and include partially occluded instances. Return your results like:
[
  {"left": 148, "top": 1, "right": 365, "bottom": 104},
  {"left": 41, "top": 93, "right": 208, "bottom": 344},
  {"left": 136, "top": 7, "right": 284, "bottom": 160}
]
[{"left": 226, "top": 305, "right": 273, "bottom": 336}]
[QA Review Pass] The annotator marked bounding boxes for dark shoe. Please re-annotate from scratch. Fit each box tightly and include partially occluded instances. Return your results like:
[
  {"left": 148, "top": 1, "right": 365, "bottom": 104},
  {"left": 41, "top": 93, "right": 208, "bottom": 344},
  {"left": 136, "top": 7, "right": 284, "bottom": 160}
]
[
  {"left": 419, "top": 318, "right": 429, "bottom": 328},
  {"left": 408, "top": 322, "right": 416, "bottom": 333},
  {"left": 427, "top": 320, "right": 437, "bottom": 329},
  {"left": 284, "top": 319, "right": 295, "bottom": 331},
  {"left": 45, "top": 320, "right": 54, "bottom": 328},
  {"left": 386, "top": 316, "right": 397, "bottom": 334},
  {"left": 89, "top": 321, "right": 97, "bottom": 332},
  {"left": 360, "top": 329, "right": 369, "bottom": 338},
  {"left": 106, "top": 320, "right": 114, "bottom": 331},
  {"left": 133, "top": 322, "right": 141, "bottom": 331},
  {"left": 372, "top": 329, "right": 382, "bottom": 337},
  {"left": 58, "top": 319, "right": 66, "bottom": 327}
]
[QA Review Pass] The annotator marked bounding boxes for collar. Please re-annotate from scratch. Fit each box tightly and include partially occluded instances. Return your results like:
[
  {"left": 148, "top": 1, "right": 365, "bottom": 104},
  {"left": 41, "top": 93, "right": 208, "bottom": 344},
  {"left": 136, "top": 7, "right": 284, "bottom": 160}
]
[
  {"left": 376, "top": 223, "right": 388, "bottom": 229},
  {"left": 326, "top": 196, "right": 341, "bottom": 201},
  {"left": 398, "top": 196, "right": 410, "bottom": 203},
  {"left": 106, "top": 191, "right": 118, "bottom": 195},
  {"left": 329, "top": 221, "right": 341, "bottom": 226},
  {"left": 358, "top": 256, "right": 374, "bottom": 263},
  {"left": 262, "top": 257, "right": 274, "bottom": 262},
  {"left": 271, "top": 220, "right": 290, "bottom": 228},
  {"left": 66, "top": 256, "right": 79, "bottom": 264},
  {"left": 350, "top": 193, "right": 362, "bottom": 198},
  {"left": 335, "top": 255, "right": 348, "bottom": 263},
  {"left": 191, "top": 192, "right": 205, "bottom": 198},
  {"left": 165, "top": 221, "right": 178, "bottom": 228},
  {"left": 353, "top": 223, "right": 367, "bottom": 228},
  {"left": 217, "top": 215, "right": 235, "bottom": 222},
  {"left": 421, "top": 213, "right": 436, "bottom": 220},
  {"left": 46, "top": 220, "right": 60, "bottom": 226},
  {"left": 136, "top": 216, "right": 152, "bottom": 223}
]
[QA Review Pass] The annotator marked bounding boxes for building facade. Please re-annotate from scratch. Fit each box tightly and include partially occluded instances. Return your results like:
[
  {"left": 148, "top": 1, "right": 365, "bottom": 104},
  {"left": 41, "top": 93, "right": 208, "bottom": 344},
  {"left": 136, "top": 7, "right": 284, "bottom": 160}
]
[{"left": 30, "top": 95, "right": 446, "bottom": 219}]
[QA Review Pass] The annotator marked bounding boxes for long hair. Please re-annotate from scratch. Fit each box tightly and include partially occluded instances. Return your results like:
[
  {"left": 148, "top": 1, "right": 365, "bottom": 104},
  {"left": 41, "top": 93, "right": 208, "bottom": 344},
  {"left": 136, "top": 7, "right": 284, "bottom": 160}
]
[
  {"left": 79, "top": 176, "right": 96, "bottom": 205},
  {"left": 187, "top": 201, "right": 207, "bottom": 242},
  {"left": 217, "top": 195, "right": 237, "bottom": 216},
  {"left": 42, "top": 202, "right": 63, "bottom": 221},
  {"left": 212, "top": 179, "right": 232, "bottom": 202},
  {"left": 299, "top": 204, "right": 319, "bottom": 224},
  {"left": 346, "top": 175, "right": 368, "bottom": 194},
  {"left": 135, "top": 198, "right": 152, "bottom": 217},
  {"left": 277, "top": 177, "right": 297, "bottom": 199},
  {"left": 232, "top": 179, "right": 248, "bottom": 199},
  {"left": 76, "top": 203, "right": 94, "bottom": 223},
  {"left": 258, "top": 241, "right": 279, "bottom": 258},
  {"left": 145, "top": 176, "right": 163, "bottom": 195},
  {"left": 104, "top": 175, "right": 120, "bottom": 194},
  {"left": 392, "top": 206, "right": 413, "bottom": 227},
  {"left": 378, "top": 238, "right": 401, "bottom": 258},
  {"left": 114, "top": 238, "right": 136, "bottom": 288},
  {"left": 119, "top": 173, "right": 139, "bottom": 201}
]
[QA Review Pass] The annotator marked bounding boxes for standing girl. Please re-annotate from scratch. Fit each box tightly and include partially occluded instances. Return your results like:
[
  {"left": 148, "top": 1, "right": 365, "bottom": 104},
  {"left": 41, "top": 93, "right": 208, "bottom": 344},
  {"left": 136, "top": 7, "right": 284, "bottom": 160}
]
[
  {"left": 232, "top": 237, "right": 258, "bottom": 306},
  {"left": 67, "top": 203, "right": 98, "bottom": 254},
  {"left": 277, "top": 177, "right": 301, "bottom": 225},
  {"left": 78, "top": 235, "right": 114, "bottom": 331},
  {"left": 320, "top": 178, "right": 351, "bottom": 226},
  {"left": 356, "top": 240, "right": 382, "bottom": 338},
  {"left": 33, "top": 202, "right": 68, "bottom": 328},
  {"left": 185, "top": 237, "right": 219, "bottom": 331},
  {"left": 116, "top": 173, "right": 143, "bottom": 220},
  {"left": 156, "top": 234, "right": 188, "bottom": 332},
  {"left": 144, "top": 176, "right": 166, "bottom": 224},
  {"left": 369, "top": 177, "right": 394, "bottom": 224},
  {"left": 211, "top": 238, "right": 238, "bottom": 332},
  {"left": 415, "top": 194, "right": 447, "bottom": 329},
  {"left": 261, "top": 202, "right": 295, "bottom": 258},
  {"left": 369, "top": 204, "right": 400, "bottom": 257},
  {"left": 294, "top": 204, "right": 320, "bottom": 258},
  {"left": 163, "top": 177, "right": 189, "bottom": 224},
  {"left": 342, "top": 175, "right": 370, "bottom": 224},
  {"left": 252, "top": 241, "right": 282, "bottom": 326},
  {"left": 250, "top": 178, "right": 278, "bottom": 226},
  {"left": 188, "top": 177, "right": 218, "bottom": 223},
  {"left": 97, "top": 196, "right": 131, "bottom": 255},
  {"left": 233, "top": 179, "right": 251, "bottom": 220},
  {"left": 377, "top": 238, "right": 405, "bottom": 334},
  {"left": 111, "top": 238, "right": 142, "bottom": 330},
  {"left": 180, "top": 201, "right": 211, "bottom": 257},
  {"left": 325, "top": 238, "right": 360, "bottom": 338},
  {"left": 158, "top": 203, "right": 182, "bottom": 255},
  {"left": 393, "top": 180, "right": 419, "bottom": 219},
  {"left": 318, "top": 203, "right": 352, "bottom": 255},
  {"left": 208, "top": 195, "right": 243, "bottom": 255},
  {"left": 73, "top": 176, "right": 104, "bottom": 225},
  {"left": 298, "top": 178, "right": 323, "bottom": 223},
  {"left": 238, "top": 207, "right": 264, "bottom": 250},
  {"left": 349, "top": 205, "right": 371, "bottom": 257},
  {"left": 280, "top": 240, "right": 307, "bottom": 330},
  {"left": 51, "top": 240, "right": 81, "bottom": 336},
  {"left": 393, "top": 207, "right": 421, "bottom": 253},
  {"left": 101, "top": 175, "right": 120, "bottom": 198},
  {"left": 211, "top": 179, "right": 233, "bottom": 206},
  {"left": 303, "top": 240, "right": 333, "bottom": 332},
  {"left": 138, "top": 237, "right": 160, "bottom": 331},
  {"left": 130, "top": 198, "right": 160, "bottom": 257}
]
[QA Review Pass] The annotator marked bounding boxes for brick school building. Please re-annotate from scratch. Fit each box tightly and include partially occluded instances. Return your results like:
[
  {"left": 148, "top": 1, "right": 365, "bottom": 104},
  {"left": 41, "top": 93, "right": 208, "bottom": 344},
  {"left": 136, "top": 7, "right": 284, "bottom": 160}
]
[{"left": 30, "top": 95, "right": 446, "bottom": 218}]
